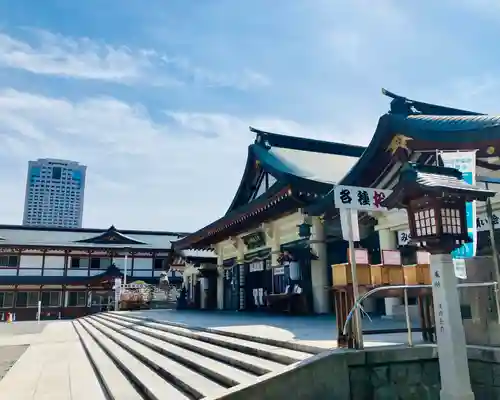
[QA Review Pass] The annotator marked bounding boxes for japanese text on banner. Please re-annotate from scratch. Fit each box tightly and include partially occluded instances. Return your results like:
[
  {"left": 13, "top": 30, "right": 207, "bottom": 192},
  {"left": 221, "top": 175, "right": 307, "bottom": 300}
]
[
  {"left": 440, "top": 151, "right": 477, "bottom": 259},
  {"left": 334, "top": 185, "right": 393, "bottom": 211}
]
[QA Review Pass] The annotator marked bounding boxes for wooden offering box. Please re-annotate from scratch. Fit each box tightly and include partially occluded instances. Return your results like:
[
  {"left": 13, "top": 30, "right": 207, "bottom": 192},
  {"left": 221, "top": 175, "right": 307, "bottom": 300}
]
[
  {"left": 403, "top": 251, "right": 431, "bottom": 285},
  {"left": 332, "top": 248, "right": 372, "bottom": 286},
  {"left": 332, "top": 263, "right": 372, "bottom": 286},
  {"left": 370, "top": 264, "right": 404, "bottom": 285},
  {"left": 381, "top": 250, "right": 405, "bottom": 285},
  {"left": 370, "top": 264, "right": 387, "bottom": 285},
  {"left": 403, "top": 264, "right": 431, "bottom": 285}
]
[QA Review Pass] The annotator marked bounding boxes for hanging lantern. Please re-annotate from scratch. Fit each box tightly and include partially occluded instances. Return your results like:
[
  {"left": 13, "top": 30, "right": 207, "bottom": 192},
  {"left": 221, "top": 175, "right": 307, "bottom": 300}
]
[
  {"left": 382, "top": 163, "right": 495, "bottom": 253},
  {"left": 297, "top": 221, "right": 312, "bottom": 240}
]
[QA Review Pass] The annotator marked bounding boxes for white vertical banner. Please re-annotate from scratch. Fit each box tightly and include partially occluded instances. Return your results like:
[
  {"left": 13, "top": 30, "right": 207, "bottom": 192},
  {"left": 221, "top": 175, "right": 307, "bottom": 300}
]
[
  {"left": 440, "top": 150, "right": 477, "bottom": 279},
  {"left": 114, "top": 277, "right": 122, "bottom": 309},
  {"left": 340, "top": 208, "right": 360, "bottom": 241}
]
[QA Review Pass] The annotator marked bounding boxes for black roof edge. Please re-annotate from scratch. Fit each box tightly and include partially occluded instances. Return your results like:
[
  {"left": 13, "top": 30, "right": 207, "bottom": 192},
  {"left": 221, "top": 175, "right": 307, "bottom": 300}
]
[
  {"left": 0, "top": 224, "right": 191, "bottom": 237},
  {"left": 382, "top": 88, "right": 483, "bottom": 116},
  {"left": 250, "top": 126, "right": 367, "bottom": 157}
]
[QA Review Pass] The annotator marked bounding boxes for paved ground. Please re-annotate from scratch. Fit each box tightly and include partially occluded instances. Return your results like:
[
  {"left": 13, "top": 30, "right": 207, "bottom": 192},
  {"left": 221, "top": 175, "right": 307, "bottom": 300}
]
[
  {"left": 0, "top": 321, "right": 50, "bottom": 337},
  {"left": 0, "top": 311, "right": 424, "bottom": 399},
  {"left": 122, "top": 309, "right": 424, "bottom": 348},
  {"left": 0, "top": 345, "right": 28, "bottom": 381},
  {"left": 0, "top": 321, "right": 105, "bottom": 400}
]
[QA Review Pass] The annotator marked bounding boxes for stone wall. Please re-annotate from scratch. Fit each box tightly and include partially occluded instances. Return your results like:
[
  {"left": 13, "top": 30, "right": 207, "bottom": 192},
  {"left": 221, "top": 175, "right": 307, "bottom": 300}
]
[
  {"left": 217, "top": 345, "right": 500, "bottom": 400},
  {"left": 349, "top": 346, "right": 500, "bottom": 399}
]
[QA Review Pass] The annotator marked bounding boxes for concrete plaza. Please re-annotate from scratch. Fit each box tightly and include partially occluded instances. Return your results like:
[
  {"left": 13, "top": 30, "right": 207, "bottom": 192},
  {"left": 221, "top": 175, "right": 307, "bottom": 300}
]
[
  {"left": 121, "top": 309, "right": 423, "bottom": 349},
  {"left": 0, "top": 311, "right": 422, "bottom": 399}
]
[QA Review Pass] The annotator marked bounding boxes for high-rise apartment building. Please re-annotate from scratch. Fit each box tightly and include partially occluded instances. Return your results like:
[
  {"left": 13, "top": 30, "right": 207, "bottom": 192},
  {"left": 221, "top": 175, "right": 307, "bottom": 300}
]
[{"left": 22, "top": 159, "right": 86, "bottom": 228}]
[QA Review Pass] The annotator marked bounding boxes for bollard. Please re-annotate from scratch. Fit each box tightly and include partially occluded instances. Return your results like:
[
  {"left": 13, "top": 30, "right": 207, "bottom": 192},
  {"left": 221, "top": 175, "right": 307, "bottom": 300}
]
[{"left": 6, "top": 312, "right": 12, "bottom": 323}]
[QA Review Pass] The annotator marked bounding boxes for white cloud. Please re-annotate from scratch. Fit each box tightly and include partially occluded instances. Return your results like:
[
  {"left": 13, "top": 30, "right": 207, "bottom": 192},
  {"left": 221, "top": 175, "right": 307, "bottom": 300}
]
[
  {"left": 0, "top": 89, "right": 362, "bottom": 231},
  {"left": 0, "top": 29, "right": 269, "bottom": 89}
]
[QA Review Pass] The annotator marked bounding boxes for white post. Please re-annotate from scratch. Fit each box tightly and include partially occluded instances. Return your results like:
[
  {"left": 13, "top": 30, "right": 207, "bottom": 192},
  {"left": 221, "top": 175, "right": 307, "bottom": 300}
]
[
  {"left": 37, "top": 300, "right": 41, "bottom": 323},
  {"left": 430, "top": 253, "right": 474, "bottom": 400},
  {"left": 346, "top": 212, "right": 363, "bottom": 349},
  {"left": 123, "top": 251, "right": 128, "bottom": 286}
]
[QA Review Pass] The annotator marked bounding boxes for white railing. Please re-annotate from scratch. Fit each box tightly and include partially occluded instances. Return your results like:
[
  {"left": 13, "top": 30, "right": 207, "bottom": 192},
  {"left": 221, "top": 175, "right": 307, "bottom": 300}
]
[{"left": 342, "top": 281, "right": 499, "bottom": 347}]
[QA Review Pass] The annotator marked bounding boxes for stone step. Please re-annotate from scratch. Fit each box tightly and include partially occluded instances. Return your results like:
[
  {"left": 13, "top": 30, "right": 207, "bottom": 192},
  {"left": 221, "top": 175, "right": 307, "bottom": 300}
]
[
  {"left": 105, "top": 312, "right": 314, "bottom": 364},
  {"left": 77, "top": 318, "right": 191, "bottom": 400},
  {"left": 84, "top": 316, "right": 227, "bottom": 399},
  {"left": 109, "top": 311, "right": 324, "bottom": 354},
  {"left": 73, "top": 321, "right": 140, "bottom": 400},
  {"left": 74, "top": 312, "right": 317, "bottom": 399},
  {"left": 97, "top": 313, "right": 283, "bottom": 375},
  {"left": 90, "top": 314, "right": 257, "bottom": 387}
]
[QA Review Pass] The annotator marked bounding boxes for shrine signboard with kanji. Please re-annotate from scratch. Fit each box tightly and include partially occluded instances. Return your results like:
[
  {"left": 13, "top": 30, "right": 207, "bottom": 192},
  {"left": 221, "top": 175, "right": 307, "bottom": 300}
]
[
  {"left": 476, "top": 211, "right": 500, "bottom": 232},
  {"left": 334, "top": 185, "right": 393, "bottom": 211}
]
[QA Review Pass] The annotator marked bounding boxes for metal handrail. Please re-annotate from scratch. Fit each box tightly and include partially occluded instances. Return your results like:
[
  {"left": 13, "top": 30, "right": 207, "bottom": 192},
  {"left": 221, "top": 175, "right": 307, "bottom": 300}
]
[{"left": 342, "top": 281, "right": 499, "bottom": 347}]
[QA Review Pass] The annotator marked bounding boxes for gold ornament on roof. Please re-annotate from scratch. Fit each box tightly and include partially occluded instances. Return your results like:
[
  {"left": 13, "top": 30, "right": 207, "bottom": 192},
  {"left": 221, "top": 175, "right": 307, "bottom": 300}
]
[
  {"left": 386, "top": 134, "right": 413, "bottom": 155},
  {"left": 487, "top": 146, "right": 495, "bottom": 155}
]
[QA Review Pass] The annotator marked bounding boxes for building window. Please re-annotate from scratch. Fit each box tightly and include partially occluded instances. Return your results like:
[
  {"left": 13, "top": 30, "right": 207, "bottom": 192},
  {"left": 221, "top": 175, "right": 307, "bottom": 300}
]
[
  {"left": 90, "top": 292, "right": 112, "bottom": 306},
  {"left": 68, "top": 291, "right": 86, "bottom": 307},
  {"left": 0, "top": 255, "right": 19, "bottom": 268},
  {"left": 90, "top": 258, "right": 101, "bottom": 269},
  {"left": 15, "top": 292, "right": 40, "bottom": 308},
  {"left": 154, "top": 257, "right": 166, "bottom": 270},
  {"left": 70, "top": 257, "right": 81, "bottom": 268},
  {"left": 0, "top": 292, "right": 14, "bottom": 308},
  {"left": 41, "top": 292, "right": 61, "bottom": 307},
  {"left": 52, "top": 167, "right": 62, "bottom": 180}
]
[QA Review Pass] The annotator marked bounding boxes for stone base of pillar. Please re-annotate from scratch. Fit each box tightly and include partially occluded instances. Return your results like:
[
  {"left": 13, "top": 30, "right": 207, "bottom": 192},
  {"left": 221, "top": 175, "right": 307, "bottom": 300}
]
[
  {"left": 431, "top": 253, "right": 474, "bottom": 400},
  {"left": 440, "top": 391, "right": 474, "bottom": 400},
  {"left": 311, "top": 284, "right": 329, "bottom": 314},
  {"left": 216, "top": 277, "right": 224, "bottom": 310}
]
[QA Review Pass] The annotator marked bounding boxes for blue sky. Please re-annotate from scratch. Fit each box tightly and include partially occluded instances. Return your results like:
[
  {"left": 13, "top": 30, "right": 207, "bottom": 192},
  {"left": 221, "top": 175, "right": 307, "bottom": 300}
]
[{"left": 0, "top": 0, "right": 498, "bottom": 231}]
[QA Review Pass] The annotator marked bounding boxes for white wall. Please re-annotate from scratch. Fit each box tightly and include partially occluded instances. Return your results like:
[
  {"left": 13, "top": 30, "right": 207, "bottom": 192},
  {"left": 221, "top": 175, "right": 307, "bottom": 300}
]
[
  {"left": 19, "top": 255, "right": 43, "bottom": 268},
  {"left": 133, "top": 258, "right": 152, "bottom": 271},
  {"left": 44, "top": 256, "right": 65, "bottom": 269}
]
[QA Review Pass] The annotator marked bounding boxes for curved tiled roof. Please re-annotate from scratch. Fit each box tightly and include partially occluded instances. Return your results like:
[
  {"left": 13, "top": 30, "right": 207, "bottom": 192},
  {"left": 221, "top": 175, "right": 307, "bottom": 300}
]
[{"left": 401, "top": 114, "right": 500, "bottom": 131}]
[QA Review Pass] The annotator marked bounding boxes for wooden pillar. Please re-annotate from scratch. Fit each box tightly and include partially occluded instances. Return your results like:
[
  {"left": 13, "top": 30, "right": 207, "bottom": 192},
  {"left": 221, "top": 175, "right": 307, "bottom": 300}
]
[
  {"left": 13, "top": 285, "right": 18, "bottom": 321},
  {"left": 151, "top": 252, "right": 157, "bottom": 278},
  {"left": 87, "top": 251, "right": 92, "bottom": 277},
  {"left": 60, "top": 285, "right": 66, "bottom": 319},
  {"left": 16, "top": 248, "right": 21, "bottom": 276},
  {"left": 41, "top": 250, "right": 46, "bottom": 275},
  {"left": 63, "top": 250, "right": 69, "bottom": 276}
]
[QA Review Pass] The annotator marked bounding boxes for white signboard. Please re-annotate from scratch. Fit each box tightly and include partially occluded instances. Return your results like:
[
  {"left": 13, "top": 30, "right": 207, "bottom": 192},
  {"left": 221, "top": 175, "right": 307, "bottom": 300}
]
[
  {"left": 440, "top": 151, "right": 477, "bottom": 259},
  {"left": 453, "top": 259, "right": 467, "bottom": 280},
  {"left": 114, "top": 277, "right": 122, "bottom": 307},
  {"left": 273, "top": 266, "right": 285, "bottom": 275},
  {"left": 416, "top": 251, "right": 430, "bottom": 265},
  {"left": 397, "top": 229, "right": 412, "bottom": 246},
  {"left": 476, "top": 211, "right": 500, "bottom": 232},
  {"left": 339, "top": 208, "right": 360, "bottom": 241},
  {"left": 382, "top": 250, "right": 401, "bottom": 265},
  {"left": 348, "top": 248, "right": 369, "bottom": 265},
  {"left": 334, "top": 185, "right": 393, "bottom": 211}
]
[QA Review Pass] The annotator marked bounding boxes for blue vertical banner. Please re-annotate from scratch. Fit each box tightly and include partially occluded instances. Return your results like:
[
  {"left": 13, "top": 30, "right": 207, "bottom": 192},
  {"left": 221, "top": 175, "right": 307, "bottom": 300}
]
[{"left": 440, "top": 151, "right": 477, "bottom": 262}]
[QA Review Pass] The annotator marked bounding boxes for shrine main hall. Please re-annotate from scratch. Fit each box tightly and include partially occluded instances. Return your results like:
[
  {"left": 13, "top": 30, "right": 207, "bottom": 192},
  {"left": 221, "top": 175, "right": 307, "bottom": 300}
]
[{"left": 174, "top": 89, "right": 500, "bottom": 316}]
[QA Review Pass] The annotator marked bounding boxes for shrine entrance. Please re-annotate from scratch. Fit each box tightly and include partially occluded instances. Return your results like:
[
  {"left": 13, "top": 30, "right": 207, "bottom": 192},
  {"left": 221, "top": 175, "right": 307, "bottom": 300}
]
[{"left": 223, "top": 263, "right": 239, "bottom": 310}]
